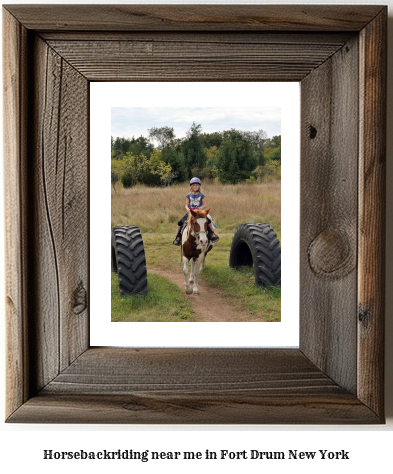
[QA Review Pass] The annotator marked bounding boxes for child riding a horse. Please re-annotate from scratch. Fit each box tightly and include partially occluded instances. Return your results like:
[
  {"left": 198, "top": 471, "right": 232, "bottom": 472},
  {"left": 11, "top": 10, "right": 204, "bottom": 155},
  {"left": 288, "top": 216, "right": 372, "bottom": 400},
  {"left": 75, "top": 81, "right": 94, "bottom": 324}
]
[{"left": 173, "top": 177, "right": 219, "bottom": 245}]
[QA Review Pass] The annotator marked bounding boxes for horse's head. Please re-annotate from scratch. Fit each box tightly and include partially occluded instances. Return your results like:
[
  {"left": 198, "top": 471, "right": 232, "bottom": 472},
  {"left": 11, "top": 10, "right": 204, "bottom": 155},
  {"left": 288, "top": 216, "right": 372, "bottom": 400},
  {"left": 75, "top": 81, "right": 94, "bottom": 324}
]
[{"left": 190, "top": 208, "right": 211, "bottom": 246}]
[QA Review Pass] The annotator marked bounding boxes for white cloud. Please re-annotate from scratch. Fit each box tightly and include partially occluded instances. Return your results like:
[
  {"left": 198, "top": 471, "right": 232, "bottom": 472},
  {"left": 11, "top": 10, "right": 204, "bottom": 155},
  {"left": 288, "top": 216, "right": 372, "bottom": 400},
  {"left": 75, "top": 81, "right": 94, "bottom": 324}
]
[{"left": 111, "top": 107, "right": 281, "bottom": 140}]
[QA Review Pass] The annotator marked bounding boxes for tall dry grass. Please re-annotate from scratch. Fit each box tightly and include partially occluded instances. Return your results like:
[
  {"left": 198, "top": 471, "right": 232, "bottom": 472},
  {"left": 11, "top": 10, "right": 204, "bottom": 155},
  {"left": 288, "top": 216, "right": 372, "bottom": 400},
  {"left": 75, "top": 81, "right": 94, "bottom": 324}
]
[
  {"left": 112, "top": 181, "right": 281, "bottom": 320},
  {"left": 111, "top": 181, "right": 281, "bottom": 237}
]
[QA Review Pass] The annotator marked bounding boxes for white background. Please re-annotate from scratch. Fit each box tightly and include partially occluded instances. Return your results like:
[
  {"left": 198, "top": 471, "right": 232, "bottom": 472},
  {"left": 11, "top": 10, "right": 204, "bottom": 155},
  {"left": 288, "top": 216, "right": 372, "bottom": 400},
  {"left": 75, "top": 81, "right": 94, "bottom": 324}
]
[
  {"left": 90, "top": 82, "right": 300, "bottom": 347},
  {"left": 1, "top": 0, "right": 392, "bottom": 472}
]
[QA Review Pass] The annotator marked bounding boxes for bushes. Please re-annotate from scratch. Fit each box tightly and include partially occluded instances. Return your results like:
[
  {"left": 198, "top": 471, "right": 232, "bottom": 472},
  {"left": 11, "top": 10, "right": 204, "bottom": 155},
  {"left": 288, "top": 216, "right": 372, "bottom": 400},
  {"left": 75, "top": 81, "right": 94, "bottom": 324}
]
[
  {"left": 111, "top": 159, "right": 126, "bottom": 191},
  {"left": 253, "top": 161, "right": 281, "bottom": 182},
  {"left": 120, "top": 172, "right": 133, "bottom": 188},
  {"left": 111, "top": 128, "right": 281, "bottom": 188}
]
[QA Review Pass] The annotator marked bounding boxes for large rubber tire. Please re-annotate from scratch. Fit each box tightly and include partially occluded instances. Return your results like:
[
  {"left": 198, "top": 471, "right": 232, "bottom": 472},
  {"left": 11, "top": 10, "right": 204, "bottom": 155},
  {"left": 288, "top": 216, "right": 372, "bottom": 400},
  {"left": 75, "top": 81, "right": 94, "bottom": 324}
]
[
  {"left": 111, "top": 225, "right": 148, "bottom": 295},
  {"left": 229, "top": 223, "right": 281, "bottom": 287}
]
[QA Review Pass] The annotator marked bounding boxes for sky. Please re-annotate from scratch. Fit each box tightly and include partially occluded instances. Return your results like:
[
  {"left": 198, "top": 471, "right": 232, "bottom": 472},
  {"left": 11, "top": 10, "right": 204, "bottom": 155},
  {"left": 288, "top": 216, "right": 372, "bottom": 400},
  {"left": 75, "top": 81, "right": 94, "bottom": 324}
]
[{"left": 111, "top": 107, "right": 281, "bottom": 144}]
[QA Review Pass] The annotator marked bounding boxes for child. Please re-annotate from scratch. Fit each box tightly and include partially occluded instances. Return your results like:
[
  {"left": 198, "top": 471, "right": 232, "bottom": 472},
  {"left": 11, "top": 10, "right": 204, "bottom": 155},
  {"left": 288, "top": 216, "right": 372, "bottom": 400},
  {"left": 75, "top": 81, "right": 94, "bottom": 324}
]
[{"left": 173, "top": 177, "right": 219, "bottom": 245}]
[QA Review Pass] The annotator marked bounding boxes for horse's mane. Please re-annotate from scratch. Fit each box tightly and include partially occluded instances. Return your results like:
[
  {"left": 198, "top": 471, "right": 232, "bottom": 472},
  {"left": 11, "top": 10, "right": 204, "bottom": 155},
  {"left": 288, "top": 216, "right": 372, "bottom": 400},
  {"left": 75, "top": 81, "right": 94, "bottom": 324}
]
[{"left": 188, "top": 209, "right": 209, "bottom": 226}]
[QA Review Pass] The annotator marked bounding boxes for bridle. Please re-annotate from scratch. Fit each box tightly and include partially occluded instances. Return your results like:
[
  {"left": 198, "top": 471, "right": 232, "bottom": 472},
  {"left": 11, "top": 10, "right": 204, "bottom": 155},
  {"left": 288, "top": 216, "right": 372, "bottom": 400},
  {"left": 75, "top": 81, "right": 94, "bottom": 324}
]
[
  {"left": 183, "top": 216, "right": 208, "bottom": 261},
  {"left": 189, "top": 217, "right": 208, "bottom": 243}
]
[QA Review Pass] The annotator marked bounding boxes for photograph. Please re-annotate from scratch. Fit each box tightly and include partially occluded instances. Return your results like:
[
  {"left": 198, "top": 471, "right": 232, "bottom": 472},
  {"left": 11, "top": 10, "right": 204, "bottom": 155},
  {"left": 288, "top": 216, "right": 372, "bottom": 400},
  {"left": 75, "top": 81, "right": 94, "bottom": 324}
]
[
  {"left": 110, "top": 107, "right": 282, "bottom": 323},
  {"left": 90, "top": 82, "right": 299, "bottom": 349}
]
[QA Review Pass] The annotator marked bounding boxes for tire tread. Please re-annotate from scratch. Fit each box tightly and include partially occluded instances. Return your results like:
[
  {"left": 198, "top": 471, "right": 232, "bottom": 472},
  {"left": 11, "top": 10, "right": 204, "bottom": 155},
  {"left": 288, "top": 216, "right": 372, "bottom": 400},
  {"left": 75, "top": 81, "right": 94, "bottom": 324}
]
[
  {"left": 112, "top": 225, "right": 148, "bottom": 294},
  {"left": 229, "top": 222, "right": 281, "bottom": 286}
]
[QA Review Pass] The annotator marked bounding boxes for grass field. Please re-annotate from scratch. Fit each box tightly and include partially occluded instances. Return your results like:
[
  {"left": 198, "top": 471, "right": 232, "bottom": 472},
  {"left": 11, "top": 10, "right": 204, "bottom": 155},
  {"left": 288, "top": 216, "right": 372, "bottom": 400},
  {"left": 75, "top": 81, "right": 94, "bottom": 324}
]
[
  {"left": 111, "top": 272, "right": 196, "bottom": 322},
  {"left": 111, "top": 180, "right": 281, "bottom": 322}
]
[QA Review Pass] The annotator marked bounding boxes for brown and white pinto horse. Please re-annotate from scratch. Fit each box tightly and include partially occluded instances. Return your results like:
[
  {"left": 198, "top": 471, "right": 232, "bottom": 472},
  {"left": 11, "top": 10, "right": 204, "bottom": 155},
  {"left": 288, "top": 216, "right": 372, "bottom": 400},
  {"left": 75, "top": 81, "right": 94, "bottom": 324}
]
[{"left": 182, "top": 208, "right": 214, "bottom": 294}]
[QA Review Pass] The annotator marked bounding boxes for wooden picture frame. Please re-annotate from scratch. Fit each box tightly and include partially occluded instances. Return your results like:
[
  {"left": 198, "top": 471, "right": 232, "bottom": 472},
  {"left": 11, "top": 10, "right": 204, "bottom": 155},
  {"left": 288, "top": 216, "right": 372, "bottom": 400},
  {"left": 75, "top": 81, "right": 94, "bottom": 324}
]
[{"left": 3, "top": 5, "right": 386, "bottom": 424}]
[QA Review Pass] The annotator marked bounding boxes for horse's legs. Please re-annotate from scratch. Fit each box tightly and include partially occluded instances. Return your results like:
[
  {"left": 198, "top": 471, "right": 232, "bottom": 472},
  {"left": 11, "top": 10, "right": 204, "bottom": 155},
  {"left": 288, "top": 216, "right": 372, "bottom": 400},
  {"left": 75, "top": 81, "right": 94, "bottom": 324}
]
[
  {"left": 189, "top": 258, "right": 195, "bottom": 285},
  {"left": 183, "top": 256, "right": 193, "bottom": 294},
  {"left": 192, "top": 256, "right": 202, "bottom": 295},
  {"left": 188, "top": 258, "right": 194, "bottom": 284}
]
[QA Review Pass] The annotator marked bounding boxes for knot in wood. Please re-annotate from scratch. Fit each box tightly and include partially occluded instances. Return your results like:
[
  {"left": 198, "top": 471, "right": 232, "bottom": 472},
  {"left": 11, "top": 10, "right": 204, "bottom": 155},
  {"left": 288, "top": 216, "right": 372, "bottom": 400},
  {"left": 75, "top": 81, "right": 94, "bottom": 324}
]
[
  {"left": 73, "top": 281, "right": 87, "bottom": 315},
  {"left": 309, "top": 125, "right": 317, "bottom": 139},
  {"left": 358, "top": 307, "right": 370, "bottom": 326},
  {"left": 308, "top": 228, "right": 354, "bottom": 279}
]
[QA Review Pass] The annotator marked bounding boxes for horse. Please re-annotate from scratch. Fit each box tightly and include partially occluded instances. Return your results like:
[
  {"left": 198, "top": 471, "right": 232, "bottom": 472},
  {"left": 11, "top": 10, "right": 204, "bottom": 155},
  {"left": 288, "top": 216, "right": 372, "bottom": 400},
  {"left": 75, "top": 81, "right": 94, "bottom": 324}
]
[{"left": 181, "top": 208, "right": 215, "bottom": 294}]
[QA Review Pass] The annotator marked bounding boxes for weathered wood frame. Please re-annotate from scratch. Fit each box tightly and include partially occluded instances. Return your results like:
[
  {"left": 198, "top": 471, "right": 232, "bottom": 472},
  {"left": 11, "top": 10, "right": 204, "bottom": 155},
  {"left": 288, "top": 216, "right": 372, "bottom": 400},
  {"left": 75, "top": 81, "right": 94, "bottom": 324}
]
[{"left": 3, "top": 5, "right": 386, "bottom": 424}]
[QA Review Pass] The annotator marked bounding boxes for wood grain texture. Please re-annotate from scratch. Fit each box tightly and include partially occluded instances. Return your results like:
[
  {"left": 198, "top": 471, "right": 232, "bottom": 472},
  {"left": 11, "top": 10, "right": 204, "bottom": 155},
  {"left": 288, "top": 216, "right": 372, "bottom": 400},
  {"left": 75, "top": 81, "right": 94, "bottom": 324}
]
[
  {"left": 3, "top": 9, "right": 30, "bottom": 417},
  {"left": 358, "top": 9, "right": 387, "bottom": 416},
  {"left": 9, "top": 392, "right": 379, "bottom": 425},
  {"left": 42, "top": 348, "right": 341, "bottom": 395},
  {"left": 3, "top": 5, "right": 384, "bottom": 31},
  {"left": 7, "top": 348, "right": 380, "bottom": 424},
  {"left": 40, "top": 31, "right": 354, "bottom": 44},
  {"left": 3, "top": 5, "right": 386, "bottom": 424},
  {"left": 46, "top": 37, "right": 348, "bottom": 82},
  {"left": 300, "top": 36, "right": 359, "bottom": 394},
  {"left": 27, "top": 36, "right": 89, "bottom": 391}
]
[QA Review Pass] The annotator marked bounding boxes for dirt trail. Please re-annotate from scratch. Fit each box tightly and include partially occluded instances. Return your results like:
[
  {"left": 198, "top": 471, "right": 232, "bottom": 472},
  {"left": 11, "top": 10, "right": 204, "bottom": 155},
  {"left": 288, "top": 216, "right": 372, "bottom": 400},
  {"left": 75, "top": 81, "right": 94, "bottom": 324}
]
[{"left": 148, "top": 268, "right": 252, "bottom": 322}]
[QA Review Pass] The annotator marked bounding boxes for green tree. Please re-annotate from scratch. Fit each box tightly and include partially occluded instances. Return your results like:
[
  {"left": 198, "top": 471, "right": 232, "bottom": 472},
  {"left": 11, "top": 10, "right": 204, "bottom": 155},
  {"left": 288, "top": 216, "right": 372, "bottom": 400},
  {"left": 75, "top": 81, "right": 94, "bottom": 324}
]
[
  {"left": 181, "top": 122, "right": 206, "bottom": 178},
  {"left": 241, "top": 129, "right": 268, "bottom": 150},
  {"left": 203, "top": 165, "right": 219, "bottom": 181},
  {"left": 139, "top": 149, "right": 161, "bottom": 186},
  {"left": 253, "top": 161, "right": 281, "bottom": 182},
  {"left": 161, "top": 146, "right": 187, "bottom": 183},
  {"left": 111, "top": 172, "right": 119, "bottom": 192},
  {"left": 111, "top": 159, "right": 126, "bottom": 191},
  {"left": 111, "top": 135, "right": 153, "bottom": 160},
  {"left": 256, "top": 149, "right": 266, "bottom": 166},
  {"left": 270, "top": 148, "right": 281, "bottom": 162},
  {"left": 202, "top": 146, "right": 219, "bottom": 181},
  {"left": 260, "top": 135, "right": 281, "bottom": 153},
  {"left": 216, "top": 131, "right": 257, "bottom": 184},
  {"left": 205, "top": 146, "right": 218, "bottom": 163},
  {"left": 148, "top": 126, "right": 175, "bottom": 149},
  {"left": 121, "top": 153, "right": 149, "bottom": 188},
  {"left": 200, "top": 131, "right": 223, "bottom": 149},
  {"left": 129, "top": 136, "right": 154, "bottom": 158},
  {"left": 269, "top": 135, "right": 281, "bottom": 149},
  {"left": 147, "top": 148, "right": 162, "bottom": 174},
  {"left": 154, "top": 162, "right": 177, "bottom": 187},
  {"left": 112, "top": 136, "right": 132, "bottom": 159}
]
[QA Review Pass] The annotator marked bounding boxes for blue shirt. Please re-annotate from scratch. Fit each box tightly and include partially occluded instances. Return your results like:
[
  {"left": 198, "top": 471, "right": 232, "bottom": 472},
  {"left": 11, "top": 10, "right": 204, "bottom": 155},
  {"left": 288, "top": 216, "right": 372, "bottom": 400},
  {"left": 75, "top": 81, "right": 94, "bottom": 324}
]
[{"left": 186, "top": 192, "right": 205, "bottom": 209}]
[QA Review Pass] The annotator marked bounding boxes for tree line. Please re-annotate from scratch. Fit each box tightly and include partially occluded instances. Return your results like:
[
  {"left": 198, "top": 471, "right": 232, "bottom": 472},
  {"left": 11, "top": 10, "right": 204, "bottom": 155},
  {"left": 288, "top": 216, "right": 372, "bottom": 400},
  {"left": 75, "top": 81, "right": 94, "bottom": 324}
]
[{"left": 111, "top": 122, "right": 281, "bottom": 190}]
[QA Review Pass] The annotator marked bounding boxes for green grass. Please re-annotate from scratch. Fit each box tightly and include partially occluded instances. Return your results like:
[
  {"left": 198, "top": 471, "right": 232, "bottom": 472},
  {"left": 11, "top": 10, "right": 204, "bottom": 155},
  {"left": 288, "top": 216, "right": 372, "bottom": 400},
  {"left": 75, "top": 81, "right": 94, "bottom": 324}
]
[
  {"left": 202, "top": 265, "right": 281, "bottom": 322},
  {"left": 137, "top": 231, "right": 280, "bottom": 322},
  {"left": 111, "top": 272, "right": 196, "bottom": 322},
  {"left": 111, "top": 181, "right": 281, "bottom": 322}
]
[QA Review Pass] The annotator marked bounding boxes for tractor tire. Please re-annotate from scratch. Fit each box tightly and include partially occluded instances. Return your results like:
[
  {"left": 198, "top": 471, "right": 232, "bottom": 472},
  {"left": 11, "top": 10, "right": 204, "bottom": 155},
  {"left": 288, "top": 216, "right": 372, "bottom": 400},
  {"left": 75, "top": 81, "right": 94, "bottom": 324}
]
[
  {"left": 111, "top": 232, "right": 118, "bottom": 273},
  {"left": 111, "top": 225, "right": 148, "bottom": 295},
  {"left": 229, "top": 223, "right": 281, "bottom": 287}
]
